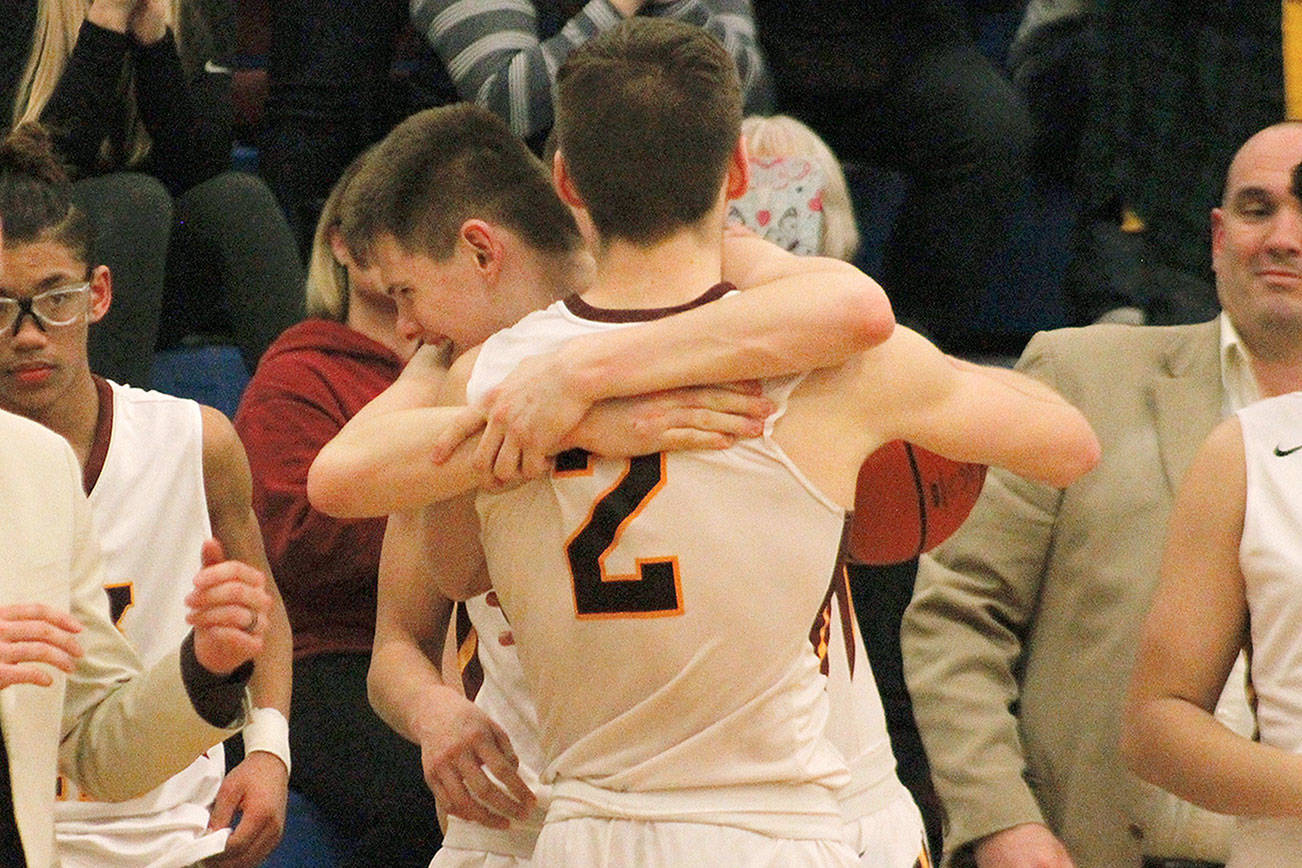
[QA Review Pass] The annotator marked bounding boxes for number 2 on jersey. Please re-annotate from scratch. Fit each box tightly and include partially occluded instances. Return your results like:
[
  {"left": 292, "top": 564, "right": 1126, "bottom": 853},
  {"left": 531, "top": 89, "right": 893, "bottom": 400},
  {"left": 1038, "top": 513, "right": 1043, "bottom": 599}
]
[{"left": 560, "top": 450, "right": 683, "bottom": 619}]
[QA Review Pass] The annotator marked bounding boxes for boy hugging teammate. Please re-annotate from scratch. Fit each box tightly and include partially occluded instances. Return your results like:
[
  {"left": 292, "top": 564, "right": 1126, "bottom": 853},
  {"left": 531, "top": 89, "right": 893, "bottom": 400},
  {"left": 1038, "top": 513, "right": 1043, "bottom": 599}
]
[{"left": 444, "top": 18, "right": 1096, "bottom": 867}]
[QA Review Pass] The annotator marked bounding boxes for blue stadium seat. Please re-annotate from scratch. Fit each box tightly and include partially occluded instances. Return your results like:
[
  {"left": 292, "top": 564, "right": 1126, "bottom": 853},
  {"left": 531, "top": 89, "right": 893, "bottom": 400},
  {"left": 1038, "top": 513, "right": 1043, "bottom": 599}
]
[
  {"left": 262, "top": 788, "right": 351, "bottom": 868},
  {"left": 151, "top": 344, "right": 250, "bottom": 418}
]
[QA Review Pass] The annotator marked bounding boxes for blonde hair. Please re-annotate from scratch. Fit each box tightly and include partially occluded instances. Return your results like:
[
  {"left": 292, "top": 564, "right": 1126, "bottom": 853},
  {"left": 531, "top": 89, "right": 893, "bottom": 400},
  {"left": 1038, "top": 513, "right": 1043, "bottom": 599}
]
[
  {"left": 13, "top": 0, "right": 184, "bottom": 166},
  {"left": 741, "top": 115, "right": 860, "bottom": 261},
  {"left": 305, "top": 152, "right": 371, "bottom": 320}
]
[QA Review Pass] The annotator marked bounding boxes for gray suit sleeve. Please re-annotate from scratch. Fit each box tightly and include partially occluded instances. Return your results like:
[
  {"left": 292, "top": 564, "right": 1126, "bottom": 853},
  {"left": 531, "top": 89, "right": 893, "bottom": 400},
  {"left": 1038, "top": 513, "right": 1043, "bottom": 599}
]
[{"left": 901, "top": 332, "right": 1066, "bottom": 859}]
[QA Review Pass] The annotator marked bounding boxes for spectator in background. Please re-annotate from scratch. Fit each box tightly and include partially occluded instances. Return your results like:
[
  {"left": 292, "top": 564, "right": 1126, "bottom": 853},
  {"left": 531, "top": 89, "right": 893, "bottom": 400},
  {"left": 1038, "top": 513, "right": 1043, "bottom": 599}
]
[
  {"left": 736, "top": 114, "right": 859, "bottom": 261},
  {"left": 5, "top": 0, "right": 303, "bottom": 380},
  {"left": 412, "top": 0, "right": 771, "bottom": 152},
  {"left": 901, "top": 121, "right": 1302, "bottom": 868},
  {"left": 751, "top": 0, "right": 1031, "bottom": 353},
  {"left": 1007, "top": 0, "right": 1094, "bottom": 188},
  {"left": 1068, "top": 0, "right": 1282, "bottom": 326},
  {"left": 233, "top": 155, "right": 439, "bottom": 867}
]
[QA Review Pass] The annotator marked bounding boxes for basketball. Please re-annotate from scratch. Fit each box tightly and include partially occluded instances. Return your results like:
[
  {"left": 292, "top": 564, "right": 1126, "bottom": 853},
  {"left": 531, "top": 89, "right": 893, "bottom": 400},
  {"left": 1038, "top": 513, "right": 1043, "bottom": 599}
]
[{"left": 847, "top": 440, "right": 988, "bottom": 565}]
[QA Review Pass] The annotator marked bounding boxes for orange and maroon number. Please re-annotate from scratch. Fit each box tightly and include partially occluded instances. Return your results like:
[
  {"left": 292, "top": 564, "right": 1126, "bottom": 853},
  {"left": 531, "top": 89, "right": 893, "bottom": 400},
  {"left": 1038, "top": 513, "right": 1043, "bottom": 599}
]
[{"left": 556, "top": 449, "right": 683, "bottom": 619}]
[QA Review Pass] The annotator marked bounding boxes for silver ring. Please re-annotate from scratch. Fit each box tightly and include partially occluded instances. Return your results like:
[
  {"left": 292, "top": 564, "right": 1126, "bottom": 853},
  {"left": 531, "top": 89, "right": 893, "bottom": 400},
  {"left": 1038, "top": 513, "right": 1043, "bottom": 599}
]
[{"left": 246, "top": 609, "right": 260, "bottom": 633}]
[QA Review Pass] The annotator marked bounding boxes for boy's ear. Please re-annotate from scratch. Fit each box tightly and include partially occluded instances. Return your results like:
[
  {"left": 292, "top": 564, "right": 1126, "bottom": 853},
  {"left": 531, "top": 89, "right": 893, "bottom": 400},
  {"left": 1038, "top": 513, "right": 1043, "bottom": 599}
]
[
  {"left": 725, "top": 136, "right": 751, "bottom": 201},
  {"left": 87, "top": 265, "right": 112, "bottom": 324},
  {"left": 553, "top": 150, "right": 586, "bottom": 209},
  {"left": 460, "top": 219, "right": 504, "bottom": 280}
]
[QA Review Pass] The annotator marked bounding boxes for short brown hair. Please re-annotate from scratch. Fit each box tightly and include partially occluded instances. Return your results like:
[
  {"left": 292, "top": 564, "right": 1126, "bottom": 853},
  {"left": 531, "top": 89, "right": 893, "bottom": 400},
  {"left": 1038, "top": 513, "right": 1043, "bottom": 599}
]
[
  {"left": 339, "top": 104, "right": 581, "bottom": 264},
  {"left": 556, "top": 18, "right": 741, "bottom": 246}
]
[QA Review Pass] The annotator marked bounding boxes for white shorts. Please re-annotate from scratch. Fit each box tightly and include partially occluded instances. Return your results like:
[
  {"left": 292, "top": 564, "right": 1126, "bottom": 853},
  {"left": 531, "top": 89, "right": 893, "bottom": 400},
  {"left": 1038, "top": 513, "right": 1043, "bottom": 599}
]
[
  {"left": 533, "top": 816, "right": 858, "bottom": 867},
  {"left": 843, "top": 792, "right": 930, "bottom": 868},
  {"left": 430, "top": 846, "right": 533, "bottom": 868}
]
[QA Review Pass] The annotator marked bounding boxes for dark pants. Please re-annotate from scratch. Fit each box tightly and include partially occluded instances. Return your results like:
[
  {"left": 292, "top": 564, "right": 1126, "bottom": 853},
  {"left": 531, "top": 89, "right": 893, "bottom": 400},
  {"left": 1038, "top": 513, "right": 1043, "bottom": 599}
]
[
  {"left": 73, "top": 173, "right": 171, "bottom": 389},
  {"left": 778, "top": 43, "right": 1033, "bottom": 351},
  {"left": 259, "top": 0, "right": 409, "bottom": 254},
  {"left": 289, "top": 652, "right": 443, "bottom": 868},
  {"left": 158, "top": 171, "right": 305, "bottom": 372}
]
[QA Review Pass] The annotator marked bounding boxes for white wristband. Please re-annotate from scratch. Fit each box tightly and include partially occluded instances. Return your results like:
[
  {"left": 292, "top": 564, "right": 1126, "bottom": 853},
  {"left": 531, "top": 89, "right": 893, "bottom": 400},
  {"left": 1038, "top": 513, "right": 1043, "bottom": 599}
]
[{"left": 242, "top": 707, "right": 291, "bottom": 777}]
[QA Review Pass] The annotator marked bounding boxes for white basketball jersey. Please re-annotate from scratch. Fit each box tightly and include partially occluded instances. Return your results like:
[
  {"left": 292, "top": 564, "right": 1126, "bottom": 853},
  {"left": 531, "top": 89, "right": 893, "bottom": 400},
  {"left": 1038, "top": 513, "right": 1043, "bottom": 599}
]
[
  {"left": 439, "top": 593, "right": 548, "bottom": 860},
  {"left": 1229, "top": 392, "right": 1302, "bottom": 865},
  {"left": 466, "top": 289, "right": 851, "bottom": 840},
  {"left": 816, "top": 564, "right": 917, "bottom": 828},
  {"left": 55, "top": 380, "right": 229, "bottom": 867}
]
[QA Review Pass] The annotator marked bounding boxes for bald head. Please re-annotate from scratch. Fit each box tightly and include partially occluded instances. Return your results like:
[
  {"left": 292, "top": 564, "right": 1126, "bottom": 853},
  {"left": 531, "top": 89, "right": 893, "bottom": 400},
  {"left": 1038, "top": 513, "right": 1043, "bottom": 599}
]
[
  {"left": 1213, "top": 122, "right": 1302, "bottom": 370},
  {"left": 1221, "top": 122, "right": 1302, "bottom": 206}
]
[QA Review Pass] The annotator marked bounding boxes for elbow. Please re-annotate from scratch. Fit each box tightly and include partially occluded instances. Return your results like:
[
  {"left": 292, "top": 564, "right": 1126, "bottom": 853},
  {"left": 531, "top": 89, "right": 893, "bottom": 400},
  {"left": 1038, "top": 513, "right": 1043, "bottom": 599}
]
[
  {"left": 306, "top": 450, "right": 362, "bottom": 519},
  {"left": 1042, "top": 417, "right": 1102, "bottom": 489},
  {"left": 841, "top": 272, "right": 895, "bottom": 352}
]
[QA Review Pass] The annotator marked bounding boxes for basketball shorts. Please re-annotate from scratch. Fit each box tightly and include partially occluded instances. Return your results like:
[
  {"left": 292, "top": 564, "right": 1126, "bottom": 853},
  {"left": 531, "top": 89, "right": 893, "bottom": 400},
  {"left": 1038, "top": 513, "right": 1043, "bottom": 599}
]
[
  {"left": 533, "top": 816, "right": 858, "bottom": 867},
  {"left": 843, "top": 791, "right": 930, "bottom": 867},
  {"left": 430, "top": 846, "right": 534, "bottom": 868}
]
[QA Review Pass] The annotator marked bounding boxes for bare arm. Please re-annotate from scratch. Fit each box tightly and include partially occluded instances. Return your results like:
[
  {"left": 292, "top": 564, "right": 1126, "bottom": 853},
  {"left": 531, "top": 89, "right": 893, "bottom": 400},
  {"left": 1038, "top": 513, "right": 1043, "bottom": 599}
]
[
  {"left": 200, "top": 406, "right": 290, "bottom": 867},
  {"left": 851, "top": 328, "right": 1100, "bottom": 489},
  {"left": 367, "top": 507, "right": 533, "bottom": 828},
  {"left": 460, "top": 236, "right": 893, "bottom": 478},
  {"left": 310, "top": 346, "right": 774, "bottom": 517},
  {"left": 1122, "top": 418, "right": 1302, "bottom": 816}
]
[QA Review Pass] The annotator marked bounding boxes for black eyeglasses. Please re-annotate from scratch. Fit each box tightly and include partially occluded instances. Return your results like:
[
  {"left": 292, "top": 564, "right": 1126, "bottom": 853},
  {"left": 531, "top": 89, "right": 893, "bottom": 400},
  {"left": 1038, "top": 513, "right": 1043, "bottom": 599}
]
[{"left": 0, "top": 283, "right": 92, "bottom": 335}]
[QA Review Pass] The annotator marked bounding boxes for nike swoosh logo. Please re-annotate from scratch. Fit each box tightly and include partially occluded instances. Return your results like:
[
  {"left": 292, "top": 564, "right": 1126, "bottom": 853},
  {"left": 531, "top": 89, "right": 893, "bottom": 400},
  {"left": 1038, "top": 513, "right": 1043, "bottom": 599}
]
[{"left": 1275, "top": 444, "right": 1302, "bottom": 457}]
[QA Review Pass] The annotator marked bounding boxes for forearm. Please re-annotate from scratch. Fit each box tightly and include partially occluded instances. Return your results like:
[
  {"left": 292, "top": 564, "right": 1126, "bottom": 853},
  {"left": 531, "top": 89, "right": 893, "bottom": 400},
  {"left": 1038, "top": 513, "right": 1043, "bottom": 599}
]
[
  {"left": 559, "top": 255, "right": 893, "bottom": 405},
  {"left": 1123, "top": 696, "right": 1302, "bottom": 818},
  {"left": 40, "top": 20, "right": 132, "bottom": 174},
  {"left": 368, "top": 628, "right": 458, "bottom": 745},
  {"left": 412, "top": 0, "right": 624, "bottom": 139},
  {"left": 368, "top": 515, "right": 458, "bottom": 742},
  {"left": 308, "top": 407, "right": 482, "bottom": 517},
  {"left": 902, "top": 472, "right": 1061, "bottom": 850},
  {"left": 248, "top": 580, "right": 292, "bottom": 715},
  {"left": 133, "top": 32, "right": 232, "bottom": 192}
]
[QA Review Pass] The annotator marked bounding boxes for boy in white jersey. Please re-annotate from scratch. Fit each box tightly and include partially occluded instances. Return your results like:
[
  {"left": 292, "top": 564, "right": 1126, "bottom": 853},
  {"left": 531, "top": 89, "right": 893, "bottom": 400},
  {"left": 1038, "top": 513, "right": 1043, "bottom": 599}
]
[
  {"left": 0, "top": 125, "right": 293, "bottom": 868},
  {"left": 322, "top": 103, "right": 897, "bottom": 865},
  {"left": 1123, "top": 126, "right": 1302, "bottom": 866},
  {"left": 314, "top": 20, "right": 1099, "bottom": 866}
]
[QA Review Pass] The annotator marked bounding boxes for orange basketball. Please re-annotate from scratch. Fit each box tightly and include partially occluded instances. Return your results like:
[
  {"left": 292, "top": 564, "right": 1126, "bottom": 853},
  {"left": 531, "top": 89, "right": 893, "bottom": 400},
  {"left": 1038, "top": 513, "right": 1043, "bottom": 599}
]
[{"left": 847, "top": 440, "right": 988, "bottom": 565}]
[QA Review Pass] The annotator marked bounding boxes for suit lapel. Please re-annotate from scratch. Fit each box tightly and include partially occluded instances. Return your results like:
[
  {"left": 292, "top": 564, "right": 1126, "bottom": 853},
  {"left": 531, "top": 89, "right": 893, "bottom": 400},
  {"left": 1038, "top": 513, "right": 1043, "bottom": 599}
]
[{"left": 1149, "top": 320, "right": 1225, "bottom": 493}]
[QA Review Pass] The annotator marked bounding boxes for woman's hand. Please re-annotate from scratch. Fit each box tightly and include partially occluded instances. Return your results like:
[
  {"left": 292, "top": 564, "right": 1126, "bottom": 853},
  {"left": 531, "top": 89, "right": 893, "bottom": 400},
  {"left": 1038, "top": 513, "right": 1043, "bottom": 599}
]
[{"left": 128, "top": 0, "right": 169, "bottom": 45}]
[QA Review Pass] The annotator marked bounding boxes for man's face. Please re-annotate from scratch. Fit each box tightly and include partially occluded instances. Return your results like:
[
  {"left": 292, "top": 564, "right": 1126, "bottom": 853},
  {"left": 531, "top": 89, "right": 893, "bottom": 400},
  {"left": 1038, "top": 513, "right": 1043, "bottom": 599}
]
[
  {"left": 371, "top": 234, "right": 510, "bottom": 351},
  {"left": 0, "top": 240, "right": 105, "bottom": 421},
  {"left": 1213, "top": 125, "right": 1302, "bottom": 359}
]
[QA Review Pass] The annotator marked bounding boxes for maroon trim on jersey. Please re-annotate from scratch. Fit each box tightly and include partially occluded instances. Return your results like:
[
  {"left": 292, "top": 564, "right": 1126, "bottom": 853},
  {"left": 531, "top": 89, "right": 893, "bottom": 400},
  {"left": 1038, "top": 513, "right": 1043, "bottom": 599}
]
[
  {"left": 455, "top": 601, "right": 485, "bottom": 702},
  {"left": 561, "top": 282, "right": 734, "bottom": 323},
  {"left": 834, "top": 563, "right": 856, "bottom": 679},
  {"left": 83, "top": 376, "right": 114, "bottom": 495}
]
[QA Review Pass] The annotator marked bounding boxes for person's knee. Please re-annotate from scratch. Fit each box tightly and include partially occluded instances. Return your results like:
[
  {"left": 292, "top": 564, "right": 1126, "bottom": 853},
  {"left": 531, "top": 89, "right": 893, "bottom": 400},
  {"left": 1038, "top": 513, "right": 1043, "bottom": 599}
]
[{"left": 73, "top": 172, "right": 174, "bottom": 235}]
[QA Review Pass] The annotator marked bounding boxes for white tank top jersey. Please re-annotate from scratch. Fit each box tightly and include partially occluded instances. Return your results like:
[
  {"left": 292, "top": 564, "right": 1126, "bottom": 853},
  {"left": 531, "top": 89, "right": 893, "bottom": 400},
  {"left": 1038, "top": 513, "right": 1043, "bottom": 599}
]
[
  {"left": 439, "top": 593, "right": 549, "bottom": 860},
  {"left": 466, "top": 286, "right": 852, "bottom": 841},
  {"left": 1230, "top": 392, "right": 1302, "bottom": 866},
  {"left": 816, "top": 564, "right": 916, "bottom": 829},
  {"left": 55, "top": 379, "right": 229, "bottom": 868}
]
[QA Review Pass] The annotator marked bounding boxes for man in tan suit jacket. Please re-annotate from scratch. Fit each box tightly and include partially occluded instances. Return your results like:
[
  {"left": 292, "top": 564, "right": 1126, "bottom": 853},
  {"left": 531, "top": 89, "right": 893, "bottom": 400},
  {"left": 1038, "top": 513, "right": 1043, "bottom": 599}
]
[
  {"left": 0, "top": 406, "right": 274, "bottom": 867},
  {"left": 902, "top": 121, "right": 1302, "bottom": 868}
]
